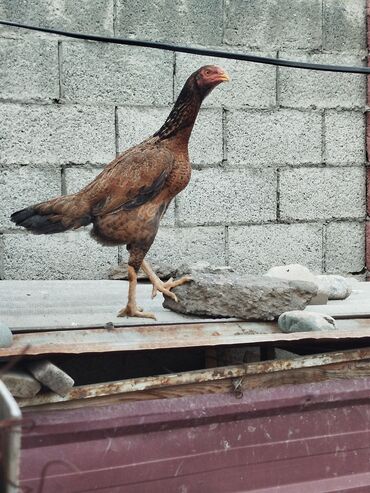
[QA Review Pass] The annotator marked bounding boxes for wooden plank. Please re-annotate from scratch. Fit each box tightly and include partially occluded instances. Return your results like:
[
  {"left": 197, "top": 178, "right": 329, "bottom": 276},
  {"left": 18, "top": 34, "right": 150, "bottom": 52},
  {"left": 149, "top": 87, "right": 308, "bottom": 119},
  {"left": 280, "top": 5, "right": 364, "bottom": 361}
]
[
  {"left": 1, "top": 318, "right": 370, "bottom": 357},
  {"left": 17, "top": 347, "right": 370, "bottom": 408},
  {"left": 21, "top": 381, "right": 234, "bottom": 412},
  {"left": 20, "top": 360, "right": 370, "bottom": 412}
]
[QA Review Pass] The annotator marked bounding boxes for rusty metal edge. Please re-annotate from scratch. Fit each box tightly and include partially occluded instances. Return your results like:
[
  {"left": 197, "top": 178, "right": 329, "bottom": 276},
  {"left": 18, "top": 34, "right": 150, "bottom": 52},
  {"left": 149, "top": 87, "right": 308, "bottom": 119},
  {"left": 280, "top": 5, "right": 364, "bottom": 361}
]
[{"left": 17, "top": 346, "right": 370, "bottom": 408}]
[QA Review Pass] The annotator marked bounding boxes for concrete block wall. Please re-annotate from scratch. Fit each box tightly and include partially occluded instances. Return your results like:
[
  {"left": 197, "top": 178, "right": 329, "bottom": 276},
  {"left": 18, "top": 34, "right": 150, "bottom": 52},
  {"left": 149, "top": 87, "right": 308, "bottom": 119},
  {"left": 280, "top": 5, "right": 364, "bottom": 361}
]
[{"left": 0, "top": 0, "right": 367, "bottom": 280}]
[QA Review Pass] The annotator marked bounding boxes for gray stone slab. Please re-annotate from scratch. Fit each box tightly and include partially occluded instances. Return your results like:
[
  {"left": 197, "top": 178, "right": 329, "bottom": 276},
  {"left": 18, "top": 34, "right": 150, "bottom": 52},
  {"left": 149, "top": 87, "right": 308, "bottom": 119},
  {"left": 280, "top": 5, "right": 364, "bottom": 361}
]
[
  {"left": 177, "top": 168, "right": 276, "bottom": 225},
  {"left": 115, "top": 0, "right": 223, "bottom": 45},
  {"left": 0, "top": 104, "right": 115, "bottom": 165},
  {"left": 163, "top": 272, "right": 317, "bottom": 321},
  {"left": 62, "top": 42, "right": 173, "bottom": 106},
  {"left": 224, "top": 0, "right": 322, "bottom": 49},
  {"left": 279, "top": 167, "right": 365, "bottom": 221},
  {"left": 226, "top": 109, "right": 322, "bottom": 166}
]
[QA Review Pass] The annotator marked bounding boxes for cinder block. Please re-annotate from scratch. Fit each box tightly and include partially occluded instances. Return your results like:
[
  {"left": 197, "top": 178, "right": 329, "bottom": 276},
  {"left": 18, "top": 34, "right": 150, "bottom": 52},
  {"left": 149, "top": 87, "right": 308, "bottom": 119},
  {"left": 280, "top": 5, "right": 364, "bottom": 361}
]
[
  {"left": 0, "top": 0, "right": 114, "bottom": 35},
  {"left": 3, "top": 370, "right": 41, "bottom": 398},
  {"left": 64, "top": 165, "right": 175, "bottom": 226},
  {"left": 279, "top": 53, "right": 365, "bottom": 109},
  {"left": 145, "top": 226, "right": 226, "bottom": 267},
  {"left": 62, "top": 42, "right": 173, "bottom": 106},
  {"left": 177, "top": 169, "right": 276, "bottom": 225},
  {"left": 226, "top": 109, "right": 322, "bottom": 166},
  {"left": 0, "top": 103, "right": 115, "bottom": 165},
  {"left": 224, "top": 0, "right": 322, "bottom": 49},
  {"left": 323, "top": 0, "right": 367, "bottom": 51},
  {"left": 279, "top": 167, "right": 365, "bottom": 221},
  {"left": 117, "top": 107, "right": 223, "bottom": 166},
  {"left": 175, "top": 52, "right": 276, "bottom": 109},
  {"left": 27, "top": 360, "right": 74, "bottom": 396},
  {"left": 228, "top": 223, "right": 323, "bottom": 274},
  {"left": 115, "top": 0, "right": 223, "bottom": 45},
  {"left": 325, "top": 221, "right": 365, "bottom": 274},
  {"left": 324, "top": 111, "right": 365, "bottom": 165},
  {"left": 0, "top": 38, "right": 59, "bottom": 101},
  {"left": 2, "top": 230, "right": 118, "bottom": 280},
  {"left": 0, "top": 165, "right": 61, "bottom": 230}
]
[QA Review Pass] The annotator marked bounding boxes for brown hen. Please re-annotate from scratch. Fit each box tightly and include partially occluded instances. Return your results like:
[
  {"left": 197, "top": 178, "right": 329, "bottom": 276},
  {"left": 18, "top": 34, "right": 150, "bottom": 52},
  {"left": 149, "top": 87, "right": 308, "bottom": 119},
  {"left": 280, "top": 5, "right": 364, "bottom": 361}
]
[{"left": 11, "top": 65, "right": 229, "bottom": 319}]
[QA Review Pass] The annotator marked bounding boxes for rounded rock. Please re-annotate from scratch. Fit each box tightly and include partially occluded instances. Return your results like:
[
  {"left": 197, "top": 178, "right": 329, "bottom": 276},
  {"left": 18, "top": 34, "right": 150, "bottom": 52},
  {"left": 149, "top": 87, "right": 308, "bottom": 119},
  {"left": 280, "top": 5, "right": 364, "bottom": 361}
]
[
  {"left": 0, "top": 322, "right": 13, "bottom": 348},
  {"left": 278, "top": 310, "right": 337, "bottom": 333},
  {"left": 316, "top": 275, "right": 352, "bottom": 300}
]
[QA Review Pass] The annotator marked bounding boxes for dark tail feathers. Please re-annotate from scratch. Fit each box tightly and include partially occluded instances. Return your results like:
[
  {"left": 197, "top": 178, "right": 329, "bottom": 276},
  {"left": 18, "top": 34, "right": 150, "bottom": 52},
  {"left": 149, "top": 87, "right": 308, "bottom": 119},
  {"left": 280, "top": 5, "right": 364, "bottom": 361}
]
[{"left": 11, "top": 195, "right": 92, "bottom": 235}]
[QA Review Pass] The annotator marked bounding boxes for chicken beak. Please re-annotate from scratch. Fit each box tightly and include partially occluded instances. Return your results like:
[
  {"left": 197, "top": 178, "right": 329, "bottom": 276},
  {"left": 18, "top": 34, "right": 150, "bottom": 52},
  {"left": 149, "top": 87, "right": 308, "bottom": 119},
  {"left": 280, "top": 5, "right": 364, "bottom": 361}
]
[{"left": 218, "top": 71, "right": 230, "bottom": 82}]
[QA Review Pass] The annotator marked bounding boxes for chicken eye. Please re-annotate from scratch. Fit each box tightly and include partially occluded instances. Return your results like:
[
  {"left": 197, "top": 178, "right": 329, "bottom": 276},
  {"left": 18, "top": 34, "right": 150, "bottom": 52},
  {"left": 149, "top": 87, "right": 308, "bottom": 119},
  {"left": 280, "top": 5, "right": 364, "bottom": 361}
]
[{"left": 205, "top": 70, "right": 211, "bottom": 76}]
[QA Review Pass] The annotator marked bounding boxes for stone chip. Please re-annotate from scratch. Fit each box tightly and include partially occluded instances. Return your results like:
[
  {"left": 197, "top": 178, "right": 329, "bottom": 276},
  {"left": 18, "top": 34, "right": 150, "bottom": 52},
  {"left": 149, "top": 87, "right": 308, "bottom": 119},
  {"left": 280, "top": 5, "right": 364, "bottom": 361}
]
[
  {"left": 27, "top": 360, "right": 75, "bottom": 397},
  {"left": 2, "top": 370, "right": 41, "bottom": 398}
]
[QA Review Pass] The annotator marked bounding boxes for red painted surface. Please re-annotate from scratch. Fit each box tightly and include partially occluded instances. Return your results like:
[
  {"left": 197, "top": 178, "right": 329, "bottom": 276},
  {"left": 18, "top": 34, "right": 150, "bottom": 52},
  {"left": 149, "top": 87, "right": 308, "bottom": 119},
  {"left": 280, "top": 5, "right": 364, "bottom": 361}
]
[{"left": 21, "top": 377, "right": 370, "bottom": 492}]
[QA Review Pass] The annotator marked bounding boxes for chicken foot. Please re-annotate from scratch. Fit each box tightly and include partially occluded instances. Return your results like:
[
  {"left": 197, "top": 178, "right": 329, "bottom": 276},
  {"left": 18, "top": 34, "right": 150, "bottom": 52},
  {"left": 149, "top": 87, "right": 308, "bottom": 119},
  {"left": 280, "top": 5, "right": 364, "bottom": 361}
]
[
  {"left": 117, "top": 265, "right": 156, "bottom": 319},
  {"left": 141, "top": 260, "right": 191, "bottom": 302}
]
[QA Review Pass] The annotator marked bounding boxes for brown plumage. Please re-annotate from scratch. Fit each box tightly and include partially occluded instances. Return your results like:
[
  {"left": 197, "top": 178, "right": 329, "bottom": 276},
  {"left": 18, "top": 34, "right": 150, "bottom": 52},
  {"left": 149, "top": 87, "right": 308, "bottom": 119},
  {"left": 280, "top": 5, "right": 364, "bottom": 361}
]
[{"left": 11, "top": 65, "right": 229, "bottom": 318}]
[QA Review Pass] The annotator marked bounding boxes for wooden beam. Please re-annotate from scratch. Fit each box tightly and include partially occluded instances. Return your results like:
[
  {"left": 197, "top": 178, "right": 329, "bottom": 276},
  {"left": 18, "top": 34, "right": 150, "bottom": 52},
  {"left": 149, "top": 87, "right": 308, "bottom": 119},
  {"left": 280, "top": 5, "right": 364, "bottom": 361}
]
[{"left": 17, "top": 346, "right": 370, "bottom": 408}]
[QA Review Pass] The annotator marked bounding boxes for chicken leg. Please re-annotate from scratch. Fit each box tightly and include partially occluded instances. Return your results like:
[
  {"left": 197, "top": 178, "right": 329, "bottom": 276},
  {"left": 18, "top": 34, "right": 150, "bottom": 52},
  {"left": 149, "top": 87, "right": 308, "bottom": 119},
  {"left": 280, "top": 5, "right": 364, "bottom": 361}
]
[
  {"left": 117, "top": 265, "right": 156, "bottom": 319},
  {"left": 141, "top": 260, "right": 191, "bottom": 301}
]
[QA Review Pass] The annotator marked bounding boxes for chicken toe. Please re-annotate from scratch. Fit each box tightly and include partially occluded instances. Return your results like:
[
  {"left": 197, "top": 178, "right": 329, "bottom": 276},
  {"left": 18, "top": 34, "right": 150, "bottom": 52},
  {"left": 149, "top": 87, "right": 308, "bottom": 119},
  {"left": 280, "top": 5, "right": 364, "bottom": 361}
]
[
  {"left": 141, "top": 260, "right": 191, "bottom": 301},
  {"left": 117, "top": 303, "right": 156, "bottom": 320}
]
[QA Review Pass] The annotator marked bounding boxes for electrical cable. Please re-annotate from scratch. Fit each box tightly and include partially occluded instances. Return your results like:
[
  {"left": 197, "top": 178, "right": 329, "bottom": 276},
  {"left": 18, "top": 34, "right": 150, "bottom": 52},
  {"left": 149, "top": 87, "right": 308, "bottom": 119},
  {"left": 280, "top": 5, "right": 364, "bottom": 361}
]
[{"left": 0, "top": 19, "right": 369, "bottom": 75}]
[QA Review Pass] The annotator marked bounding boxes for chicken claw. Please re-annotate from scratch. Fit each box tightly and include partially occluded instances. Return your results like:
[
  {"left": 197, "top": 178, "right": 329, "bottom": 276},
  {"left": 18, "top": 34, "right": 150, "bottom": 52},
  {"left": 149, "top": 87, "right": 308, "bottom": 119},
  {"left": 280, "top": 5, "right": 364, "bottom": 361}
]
[
  {"left": 117, "top": 303, "right": 156, "bottom": 320},
  {"left": 151, "top": 276, "right": 192, "bottom": 301},
  {"left": 141, "top": 260, "right": 192, "bottom": 302}
]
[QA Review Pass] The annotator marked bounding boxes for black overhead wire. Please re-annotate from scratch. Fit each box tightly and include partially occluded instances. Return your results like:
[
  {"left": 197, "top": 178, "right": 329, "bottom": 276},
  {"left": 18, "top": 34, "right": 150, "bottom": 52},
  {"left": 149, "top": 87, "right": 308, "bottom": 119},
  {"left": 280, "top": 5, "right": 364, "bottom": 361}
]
[{"left": 0, "top": 19, "right": 369, "bottom": 75}]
